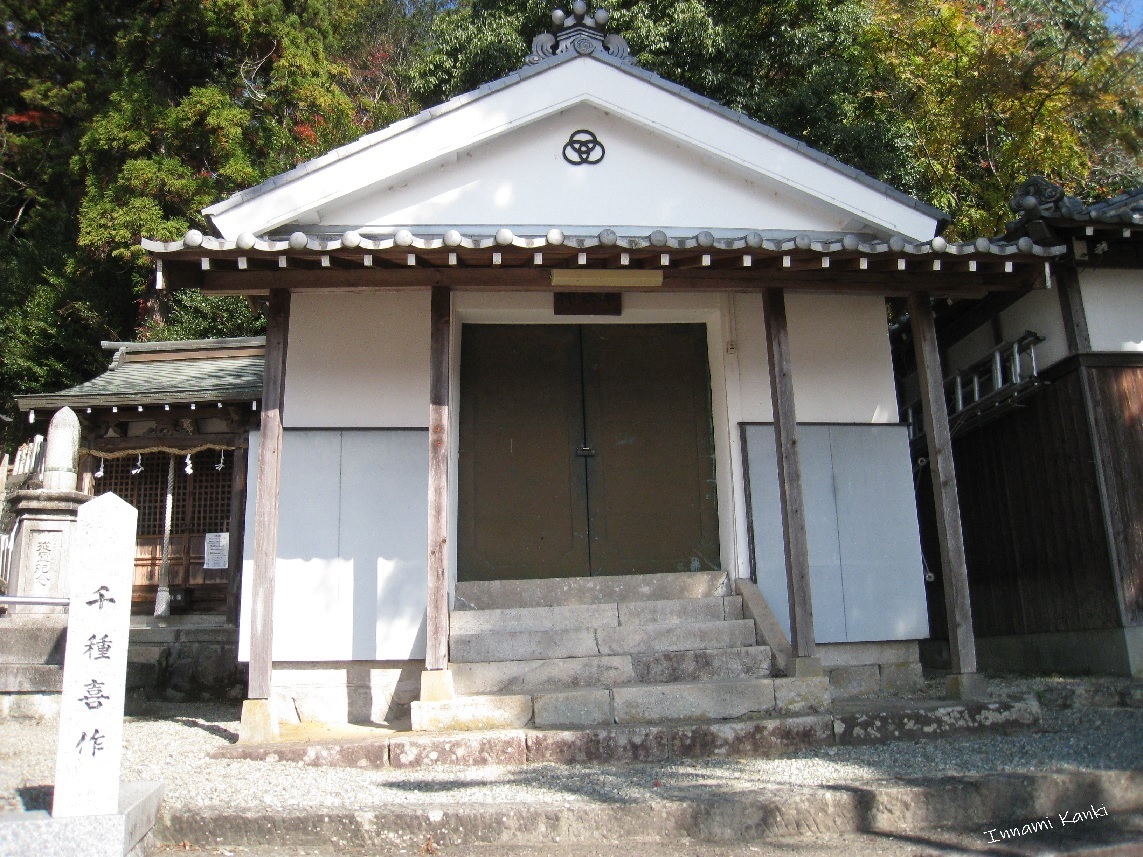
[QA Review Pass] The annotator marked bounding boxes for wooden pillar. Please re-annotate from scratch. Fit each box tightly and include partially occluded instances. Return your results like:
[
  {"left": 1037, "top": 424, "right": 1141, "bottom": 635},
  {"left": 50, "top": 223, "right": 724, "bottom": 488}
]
[
  {"left": 248, "top": 289, "right": 290, "bottom": 700},
  {"left": 908, "top": 292, "right": 978, "bottom": 678},
  {"left": 425, "top": 286, "right": 451, "bottom": 674},
  {"left": 761, "top": 288, "right": 816, "bottom": 660},
  {"left": 225, "top": 443, "right": 249, "bottom": 627},
  {"left": 1055, "top": 264, "right": 1091, "bottom": 354}
]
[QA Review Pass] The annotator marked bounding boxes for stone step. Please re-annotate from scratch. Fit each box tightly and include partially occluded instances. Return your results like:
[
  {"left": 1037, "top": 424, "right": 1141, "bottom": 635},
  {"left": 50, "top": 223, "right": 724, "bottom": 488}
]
[
  {"left": 411, "top": 693, "right": 533, "bottom": 732},
  {"left": 531, "top": 678, "right": 782, "bottom": 728},
  {"left": 454, "top": 570, "right": 732, "bottom": 611},
  {"left": 414, "top": 676, "right": 829, "bottom": 731},
  {"left": 611, "top": 678, "right": 779, "bottom": 726},
  {"left": 597, "top": 619, "right": 756, "bottom": 657},
  {"left": 450, "top": 619, "right": 757, "bottom": 663},
  {"left": 448, "top": 595, "right": 743, "bottom": 635},
  {"left": 452, "top": 645, "right": 773, "bottom": 695},
  {"left": 216, "top": 698, "right": 1043, "bottom": 769}
]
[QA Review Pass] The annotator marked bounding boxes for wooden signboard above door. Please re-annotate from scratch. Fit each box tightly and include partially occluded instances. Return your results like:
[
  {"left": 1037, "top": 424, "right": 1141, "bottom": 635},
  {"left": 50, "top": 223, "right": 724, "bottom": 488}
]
[
  {"left": 553, "top": 292, "right": 622, "bottom": 316},
  {"left": 458, "top": 323, "right": 720, "bottom": 581}
]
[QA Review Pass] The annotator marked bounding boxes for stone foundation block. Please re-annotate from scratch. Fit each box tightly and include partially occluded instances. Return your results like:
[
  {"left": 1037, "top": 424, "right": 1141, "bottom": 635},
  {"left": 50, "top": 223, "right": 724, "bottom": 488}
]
[
  {"left": 0, "top": 664, "right": 62, "bottom": 693},
  {"left": 773, "top": 677, "right": 830, "bottom": 714},
  {"left": 526, "top": 727, "right": 670, "bottom": 763},
  {"left": 411, "top": 694, "right": 532, "bottom": 731},
  {"left": 0, "top": 692, "right": 60, "bottom": 720},
  {"left": 829, "top": 664, "right": 880, "bottom": 698},
  {"left": 613, "top": 678, "right": 775, "bottom": 724},
  {"left": 833, "top": 699, "right": 1041, "bottom": 746},
  {"left": 534, "top": 688, "right": 612, "bottom": 728},
  {"left": 389, "top": 731, "right": 527, "bottom": 768},
  {"left": 670, "top": 714, "right": 834, "bottom": 759},
  {"left": 880, "top": 661, "right": 923, "bottom": 694}
]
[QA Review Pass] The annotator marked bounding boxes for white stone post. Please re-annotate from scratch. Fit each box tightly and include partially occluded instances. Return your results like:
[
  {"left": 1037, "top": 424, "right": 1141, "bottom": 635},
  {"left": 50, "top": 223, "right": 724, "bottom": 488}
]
[{"left": 52, "top": 493, "right": 137, "bottom": 818}]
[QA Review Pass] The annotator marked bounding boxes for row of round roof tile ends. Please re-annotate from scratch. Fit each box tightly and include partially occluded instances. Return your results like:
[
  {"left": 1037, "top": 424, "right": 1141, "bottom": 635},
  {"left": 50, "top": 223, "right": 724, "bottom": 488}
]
[{"left": 162, "top": 228, "right": 1064, "bottom": 257}]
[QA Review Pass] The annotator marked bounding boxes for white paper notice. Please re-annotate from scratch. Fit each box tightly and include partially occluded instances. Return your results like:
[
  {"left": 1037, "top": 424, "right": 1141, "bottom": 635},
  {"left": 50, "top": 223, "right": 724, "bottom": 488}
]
[{"left": 203, "top": 532, "right": 229, "bottom": 569}]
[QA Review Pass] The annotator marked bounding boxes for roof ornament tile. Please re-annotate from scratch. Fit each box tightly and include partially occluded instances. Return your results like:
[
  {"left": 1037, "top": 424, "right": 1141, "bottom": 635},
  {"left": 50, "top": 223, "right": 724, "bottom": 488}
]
[
  {"left": 1009, "top": 176, "right": 1086, "bottom": 220},
  {"left": 526, "top": 3, "right": 636, "bottom": 65}
]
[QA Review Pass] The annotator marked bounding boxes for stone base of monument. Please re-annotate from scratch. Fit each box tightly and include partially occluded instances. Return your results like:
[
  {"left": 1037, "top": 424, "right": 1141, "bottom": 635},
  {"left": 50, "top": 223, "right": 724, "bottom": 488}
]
[
  {"left": 0, "top": 781, "right": 164, "bottom": 857},
  {"left": 0, "top": 614, "right": 67, "bottom": 720}
]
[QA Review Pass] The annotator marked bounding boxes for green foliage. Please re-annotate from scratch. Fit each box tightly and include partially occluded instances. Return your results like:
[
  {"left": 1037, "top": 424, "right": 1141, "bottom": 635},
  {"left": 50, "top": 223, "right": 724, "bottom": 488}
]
[
  {"left": 0, "top": 0, "right": 432, "bottom": 448},
  {"left": 870, "top": 0, "right": 1143, "bottom": 235},
  {"left": 405, "top": 0, "right": 925, "bottom": 196},
  {"left": 137, "top": 291, "right": 267, "bottom": 342}
]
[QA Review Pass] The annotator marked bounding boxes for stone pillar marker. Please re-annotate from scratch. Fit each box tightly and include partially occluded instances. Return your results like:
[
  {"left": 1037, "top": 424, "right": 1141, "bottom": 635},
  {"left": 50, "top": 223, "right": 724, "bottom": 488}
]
[
  {"left": 52, "top": 493, "right": 137, "bottom": 817},
  {"left": 7, "top": 407, "right": 90, "bottom": 609}
]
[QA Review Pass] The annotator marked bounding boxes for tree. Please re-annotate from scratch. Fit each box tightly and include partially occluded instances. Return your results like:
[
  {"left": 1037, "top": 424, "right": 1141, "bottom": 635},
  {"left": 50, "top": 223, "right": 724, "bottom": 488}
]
[
  {"left": 0, "top": 0, "right": 433, "bottom": 447},
  {"left": 404, "top": 0, "right": 923, "bottom": 195},
  {"left": 869, "top": 0, "right": 1143, "bottom": 236}
]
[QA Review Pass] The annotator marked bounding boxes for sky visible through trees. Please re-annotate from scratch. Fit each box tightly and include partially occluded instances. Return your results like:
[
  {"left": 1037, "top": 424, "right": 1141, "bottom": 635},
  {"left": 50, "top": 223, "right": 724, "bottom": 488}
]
[{"left": 0, "top": 0, "right": 1140, "bottom": 447}]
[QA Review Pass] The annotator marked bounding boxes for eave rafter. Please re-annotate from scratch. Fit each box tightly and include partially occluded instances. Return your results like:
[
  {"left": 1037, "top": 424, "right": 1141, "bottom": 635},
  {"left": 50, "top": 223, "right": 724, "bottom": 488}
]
[{"left": 146, "top": 228, "right": 1064, "bottom": 298}]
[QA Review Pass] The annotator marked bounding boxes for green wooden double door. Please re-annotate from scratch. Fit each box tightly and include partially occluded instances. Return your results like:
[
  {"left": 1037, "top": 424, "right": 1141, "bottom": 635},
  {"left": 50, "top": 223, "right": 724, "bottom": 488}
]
[{"left": 458, "top": 323, "right": 720, "bottom": 581}]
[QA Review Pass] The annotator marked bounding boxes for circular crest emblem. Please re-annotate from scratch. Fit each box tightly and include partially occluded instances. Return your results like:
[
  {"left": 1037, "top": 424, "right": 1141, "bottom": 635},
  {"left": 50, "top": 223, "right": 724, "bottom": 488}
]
[{"left": 563, "top": 129, "right": 605, "bottom": 166}]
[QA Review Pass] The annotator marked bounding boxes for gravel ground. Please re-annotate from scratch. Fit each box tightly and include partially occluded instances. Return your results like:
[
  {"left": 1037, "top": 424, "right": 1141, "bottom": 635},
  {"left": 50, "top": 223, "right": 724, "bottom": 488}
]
[{"left": 2, "top": 676, "right": 1142, "bottom": 817}]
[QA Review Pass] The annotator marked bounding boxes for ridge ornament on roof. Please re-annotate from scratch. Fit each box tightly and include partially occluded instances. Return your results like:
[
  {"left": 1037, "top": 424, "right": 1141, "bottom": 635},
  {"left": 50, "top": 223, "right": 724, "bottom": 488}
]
[{"left": 526, "top": 3, "right": 635, "bottom": 65}]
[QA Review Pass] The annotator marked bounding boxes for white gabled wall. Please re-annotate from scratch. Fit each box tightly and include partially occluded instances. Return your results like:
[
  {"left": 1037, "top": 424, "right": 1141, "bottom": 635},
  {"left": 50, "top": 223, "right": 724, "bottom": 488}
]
[
  {"left": 1081, "top": 268, "right": 1143, "bottom": 352},
  {"left": 325, "top": 104, "right": 862, "bottom": 235},
  {"left": 208, "top": 57, "right": 938, "bottom": 240}
]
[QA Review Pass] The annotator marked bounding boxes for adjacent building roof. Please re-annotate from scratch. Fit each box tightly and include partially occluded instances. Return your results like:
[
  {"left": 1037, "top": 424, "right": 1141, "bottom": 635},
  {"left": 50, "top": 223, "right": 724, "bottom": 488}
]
[
  {"left": 17, "top": 337, "right": 265, "bottom": 411},
  {"left": 1004, "top": 177, "right": 1143, "bottom": 269}
]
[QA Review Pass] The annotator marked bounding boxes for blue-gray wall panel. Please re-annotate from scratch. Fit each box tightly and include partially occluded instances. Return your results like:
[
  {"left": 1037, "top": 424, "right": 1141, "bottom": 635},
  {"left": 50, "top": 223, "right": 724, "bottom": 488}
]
[
  {"left": 830, "top": 425, "right": 928, "bottom": 641},
  {"left": 743, "top": 423, "right": 929, "bottom": 644}
]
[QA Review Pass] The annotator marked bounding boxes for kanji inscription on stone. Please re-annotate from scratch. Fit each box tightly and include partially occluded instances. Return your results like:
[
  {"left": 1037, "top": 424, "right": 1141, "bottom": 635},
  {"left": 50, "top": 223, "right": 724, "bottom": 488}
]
[{"left": 52, "top": 493, "right": 138, "bottom": 818}]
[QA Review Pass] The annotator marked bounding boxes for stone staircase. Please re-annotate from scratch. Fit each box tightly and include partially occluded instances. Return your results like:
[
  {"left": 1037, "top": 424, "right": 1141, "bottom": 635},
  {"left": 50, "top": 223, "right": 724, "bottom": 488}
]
[{"left": 411, "top": 570, "right": 829, "bottom": 731}]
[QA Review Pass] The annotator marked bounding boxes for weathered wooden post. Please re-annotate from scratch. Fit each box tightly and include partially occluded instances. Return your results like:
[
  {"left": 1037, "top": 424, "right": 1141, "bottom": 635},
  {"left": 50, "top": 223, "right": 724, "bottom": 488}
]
[
  {"left": 242, "top": 288, "right": 291, "bottom": 742},
  {"left": 908, "top": 292, "right": 984, "bottom": 699},
  {"left": 421, "top": 285, "right": 455, "bottom": 702},
  {"left": 761, "top": 288, "right": 822, "bottom": 677}
]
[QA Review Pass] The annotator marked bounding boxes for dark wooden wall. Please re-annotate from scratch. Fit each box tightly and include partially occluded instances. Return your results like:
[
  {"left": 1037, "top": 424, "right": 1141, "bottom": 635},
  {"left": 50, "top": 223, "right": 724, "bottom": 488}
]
[
  {"left": 1088, "top": 363, "right": 1143, "bottom": 625},
  {"left": 917, "top": 361, "right": 1127, "bottom": 639}
]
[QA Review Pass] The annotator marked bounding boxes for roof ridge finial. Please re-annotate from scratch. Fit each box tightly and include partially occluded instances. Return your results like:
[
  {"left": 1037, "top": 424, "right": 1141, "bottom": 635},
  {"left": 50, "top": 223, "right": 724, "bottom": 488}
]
[{"left": 526, "top": 4, "right": 636, "bottom": 65}]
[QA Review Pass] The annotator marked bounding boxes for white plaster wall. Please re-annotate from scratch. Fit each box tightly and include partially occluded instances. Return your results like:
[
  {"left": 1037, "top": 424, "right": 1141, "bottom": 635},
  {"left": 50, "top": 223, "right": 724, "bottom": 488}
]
[
  {"left": 945, "top": 286, "right": 1069, "bottom": 376},
  {"left": 1080, "top": 268, "right": 1143, "bottom": 352},
  {"left": 946, "top": 323, "right": 997, "bottom": 375},
  {"left": 285, "top": 291, "right": 430, "bottom": 427},
  {"left": 732, "top": 292, "right": 899, "bottom": 423},
  {"left": 327, "top": 104, "right": 855, "bottom": 235},
  {"left": 999, "top": 286, "right": 1069, "bottom": 369}
]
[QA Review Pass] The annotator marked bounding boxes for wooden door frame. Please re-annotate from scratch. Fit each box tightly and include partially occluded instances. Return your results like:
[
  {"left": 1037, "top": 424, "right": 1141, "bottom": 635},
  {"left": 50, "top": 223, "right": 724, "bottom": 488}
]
[{"left": 447, "top": 292, "right": 740, "bottom": 601}]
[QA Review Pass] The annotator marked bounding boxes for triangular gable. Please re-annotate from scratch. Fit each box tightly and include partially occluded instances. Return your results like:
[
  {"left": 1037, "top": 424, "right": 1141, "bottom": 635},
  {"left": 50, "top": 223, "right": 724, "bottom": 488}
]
[{"left": 206, "top": 46, "right": 945, "bottom": 242}]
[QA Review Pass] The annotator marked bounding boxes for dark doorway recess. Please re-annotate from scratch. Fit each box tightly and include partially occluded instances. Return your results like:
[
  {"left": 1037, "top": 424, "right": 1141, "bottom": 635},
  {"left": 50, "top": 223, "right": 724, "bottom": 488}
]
[{"left": 458, "top": 323, "right": 720, "bottom": 581}]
